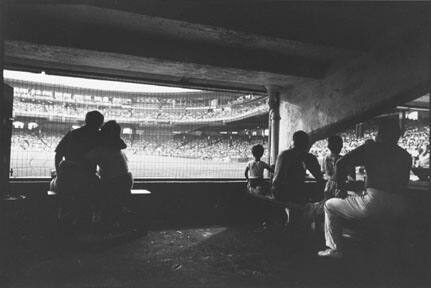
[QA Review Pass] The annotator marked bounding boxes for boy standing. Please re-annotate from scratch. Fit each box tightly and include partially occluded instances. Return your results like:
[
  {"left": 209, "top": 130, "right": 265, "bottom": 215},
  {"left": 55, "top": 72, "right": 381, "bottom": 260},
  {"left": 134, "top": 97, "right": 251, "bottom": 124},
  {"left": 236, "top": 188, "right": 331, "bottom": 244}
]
[{"left": 245, "top": 144, "right": 272, "bottom": 196}]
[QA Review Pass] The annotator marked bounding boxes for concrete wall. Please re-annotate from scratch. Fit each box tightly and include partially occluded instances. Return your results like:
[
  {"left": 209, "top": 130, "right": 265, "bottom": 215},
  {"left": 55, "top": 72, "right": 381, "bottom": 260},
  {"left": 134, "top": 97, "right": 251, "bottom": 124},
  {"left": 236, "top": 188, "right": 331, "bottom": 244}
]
[{"left": 278, "top": 24, "right": 430, "bottom": 150}]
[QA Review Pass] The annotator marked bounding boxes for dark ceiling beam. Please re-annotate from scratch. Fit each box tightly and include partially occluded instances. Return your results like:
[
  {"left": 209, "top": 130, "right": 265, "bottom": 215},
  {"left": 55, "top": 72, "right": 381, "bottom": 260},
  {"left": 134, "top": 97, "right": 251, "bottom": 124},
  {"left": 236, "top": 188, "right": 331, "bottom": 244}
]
[
  {"left": 5, "top": 4, "right": 364, "bottom": 79},
  {"left": 5, "top": 41, "right": 308, "bottom": 93},
  {"left": 19, "top": 4, "right": 358, "bottom": 62}
]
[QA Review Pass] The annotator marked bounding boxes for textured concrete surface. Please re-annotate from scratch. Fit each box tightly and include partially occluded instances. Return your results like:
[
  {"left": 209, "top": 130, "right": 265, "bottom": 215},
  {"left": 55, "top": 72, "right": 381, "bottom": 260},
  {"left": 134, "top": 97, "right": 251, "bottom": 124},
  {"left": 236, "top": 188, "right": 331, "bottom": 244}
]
[
  {"left": 278, "top": 24, "right": 430, "bottom": 149},
  {"left": 4, "top": 225, "right": 431, "bottom": 288}
]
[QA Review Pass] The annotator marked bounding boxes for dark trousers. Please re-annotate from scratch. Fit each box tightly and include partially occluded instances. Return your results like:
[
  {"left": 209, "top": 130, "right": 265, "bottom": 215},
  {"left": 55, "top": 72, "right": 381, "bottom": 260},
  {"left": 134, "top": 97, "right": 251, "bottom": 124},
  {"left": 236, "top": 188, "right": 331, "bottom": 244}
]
[{"left": 101, "top": 173, "right": 133, "bottom": 226}]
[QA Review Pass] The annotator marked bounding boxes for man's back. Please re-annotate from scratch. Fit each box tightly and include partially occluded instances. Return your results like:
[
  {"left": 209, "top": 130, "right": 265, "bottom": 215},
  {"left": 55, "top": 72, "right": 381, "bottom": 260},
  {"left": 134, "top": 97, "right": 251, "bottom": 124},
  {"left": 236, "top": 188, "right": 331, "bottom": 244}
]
[
  {"left": 338, "top": 141, "right": 412, "bottom": 193},
  {"left": 55, "top": 126, "right": 100, "bottom": 173},
  {"left": 272, "top": 148, "right": 322, "bottom": 203},
  {"left": 365, "top": 142, "right": 411, "bottom": 193}
]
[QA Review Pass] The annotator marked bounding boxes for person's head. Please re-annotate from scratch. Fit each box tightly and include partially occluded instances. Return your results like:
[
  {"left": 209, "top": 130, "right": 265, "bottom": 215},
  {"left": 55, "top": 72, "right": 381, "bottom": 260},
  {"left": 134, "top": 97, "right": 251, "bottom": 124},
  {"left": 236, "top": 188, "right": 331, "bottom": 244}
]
[
  {"left": 251, "top": 144, "right": 264, "bottom": 160},
  {"left": 293, "top": 130, "right": 310, "bottom": 151},
  {"left": 85, "top": 111, "right": 104, "bottom": 129},
  {"left": 327, "top": 135, "right": 343, "bottom": 155},
  {"left": 375, "top": 119, "right": 401, "bottom": 144},
  {"left": 100, "top": 120, "right": 121, "bottom": 140}
]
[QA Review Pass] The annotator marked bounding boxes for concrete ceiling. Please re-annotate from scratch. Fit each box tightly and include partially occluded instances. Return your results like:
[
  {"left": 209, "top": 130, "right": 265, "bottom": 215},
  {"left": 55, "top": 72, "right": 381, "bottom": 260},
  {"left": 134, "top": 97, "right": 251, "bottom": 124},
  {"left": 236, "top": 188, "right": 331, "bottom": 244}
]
[{"left": 4, "top": 1, "right": 431, "bottom": 92}]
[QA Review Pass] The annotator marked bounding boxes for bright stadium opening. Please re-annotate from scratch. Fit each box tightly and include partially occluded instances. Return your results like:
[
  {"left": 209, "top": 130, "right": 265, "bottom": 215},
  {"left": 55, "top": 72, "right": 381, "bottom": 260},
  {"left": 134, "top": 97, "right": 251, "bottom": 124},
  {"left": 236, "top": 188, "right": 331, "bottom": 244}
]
[{"left": 5, "top": 70, "right": 269, "bottom": 179}]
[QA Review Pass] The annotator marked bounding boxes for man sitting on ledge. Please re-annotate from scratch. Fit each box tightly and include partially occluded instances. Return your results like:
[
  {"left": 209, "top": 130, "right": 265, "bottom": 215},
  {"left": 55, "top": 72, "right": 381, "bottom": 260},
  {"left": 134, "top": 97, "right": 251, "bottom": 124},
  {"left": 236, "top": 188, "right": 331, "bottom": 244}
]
[
  {"left": 318, "top": 120, "right": 412, "bottom": 258},
  {"left": 271, "top": 130, "right": 324, "bottom": 223}
]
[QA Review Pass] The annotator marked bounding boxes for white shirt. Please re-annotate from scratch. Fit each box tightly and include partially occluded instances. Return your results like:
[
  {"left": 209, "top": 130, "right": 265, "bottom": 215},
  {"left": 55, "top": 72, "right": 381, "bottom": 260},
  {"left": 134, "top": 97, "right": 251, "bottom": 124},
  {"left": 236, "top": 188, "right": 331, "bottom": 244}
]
[{"left": 247, "top": 160, "right": 270, "bottom": 179}]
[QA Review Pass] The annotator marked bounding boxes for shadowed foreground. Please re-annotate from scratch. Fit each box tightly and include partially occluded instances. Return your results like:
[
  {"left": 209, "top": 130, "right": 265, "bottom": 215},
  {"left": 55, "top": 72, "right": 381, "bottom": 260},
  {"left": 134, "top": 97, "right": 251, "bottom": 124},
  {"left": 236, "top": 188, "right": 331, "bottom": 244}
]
[{"left": 4, "top": 225, "right": 431, "bottom": 288}]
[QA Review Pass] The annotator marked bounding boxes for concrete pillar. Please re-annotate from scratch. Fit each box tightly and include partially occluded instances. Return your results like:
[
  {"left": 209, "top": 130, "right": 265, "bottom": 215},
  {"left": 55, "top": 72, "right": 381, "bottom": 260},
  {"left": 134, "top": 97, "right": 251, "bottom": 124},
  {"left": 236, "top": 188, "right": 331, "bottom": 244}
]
[
  {"left": 277, "top": 24, "right": 428, "bottom": 146},
  {"left": 266, "top": 86, "right": 280, "bottom": 165},
  {"left": 278, "top": 94, "right": 306, "bottom": 151}
]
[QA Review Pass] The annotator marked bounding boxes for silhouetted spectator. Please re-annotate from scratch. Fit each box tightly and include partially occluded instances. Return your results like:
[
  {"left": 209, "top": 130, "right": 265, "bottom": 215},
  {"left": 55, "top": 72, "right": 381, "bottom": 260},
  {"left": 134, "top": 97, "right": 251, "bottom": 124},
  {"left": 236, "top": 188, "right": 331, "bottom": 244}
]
[
  {"left": 87, "top": 120, "right": 132, "bottom": 230},
  {"left": 323, "top": 135, "right": 356, "bottom": 200},
  {"left": 318, "top": 120, "right": 412, "bottom": 258},
  {"left": 323, "top": 135, "right": 343, "bottom": 200},
  {"left": 55, "top": 111, "right": 104, "bottom": 175},
  {"left": 245, "top": 144, "right": 273, "bottom": 196},
  {"left": 54, "top": 111, "right": 104, "bottom": 226},
  {"left": 272, "top": 131, "right": 324, "bottom": 204}
]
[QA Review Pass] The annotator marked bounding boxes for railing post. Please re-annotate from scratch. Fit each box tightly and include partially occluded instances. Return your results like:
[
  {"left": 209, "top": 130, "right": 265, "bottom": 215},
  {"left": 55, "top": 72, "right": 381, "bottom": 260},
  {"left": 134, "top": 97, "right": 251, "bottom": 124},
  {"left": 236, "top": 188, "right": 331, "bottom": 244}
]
[{"left": 266, "top": 86, "right": 280, "bottom": 166}]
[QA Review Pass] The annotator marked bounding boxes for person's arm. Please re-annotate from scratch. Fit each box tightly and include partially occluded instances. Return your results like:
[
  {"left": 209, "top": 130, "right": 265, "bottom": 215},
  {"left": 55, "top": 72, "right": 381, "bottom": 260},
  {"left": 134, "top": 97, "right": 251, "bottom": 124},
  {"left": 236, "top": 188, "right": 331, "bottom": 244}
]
[
  {"left": 54, "top": 133, "right": 69, "bottom": 173},
  {"left": 347, "top": 165, "right": 356, "bottom": 181},
  {"left": 401, "top": 153, "right": 412, "bottom": 190},
  {"left": 271, "top": 151, "right": 288, "bottom": 193},
  {"left": 306, "top": 154, "right": 324, "bottom": 185},
  {"left": 323, "top": 157, "right": 332, "bottom": 178},
  {"left": 335, "top": 143, "right": 368, "bottom": 190},
  {"left": 264, "top": 162, "right": 274, "bottom": 173},
  {"left": 54, "top": 153, "right": 63, "bottom": 173},
  {"left": 244, "top": 165, "right": 249, "bottom": 180}
]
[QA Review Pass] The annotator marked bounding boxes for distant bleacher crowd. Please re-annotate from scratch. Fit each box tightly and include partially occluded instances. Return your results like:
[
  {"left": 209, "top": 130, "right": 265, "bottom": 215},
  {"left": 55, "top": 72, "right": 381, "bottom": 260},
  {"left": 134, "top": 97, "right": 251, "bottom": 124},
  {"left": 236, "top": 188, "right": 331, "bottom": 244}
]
[
  {"left": 12, "top": 87, "right": 268, "bottom": 122},
  {"left": 11, "top": 122, "right": 429, "bottom": 167},
  {"left": 310, "top": 123, "right": 429, "bottom": 168}
]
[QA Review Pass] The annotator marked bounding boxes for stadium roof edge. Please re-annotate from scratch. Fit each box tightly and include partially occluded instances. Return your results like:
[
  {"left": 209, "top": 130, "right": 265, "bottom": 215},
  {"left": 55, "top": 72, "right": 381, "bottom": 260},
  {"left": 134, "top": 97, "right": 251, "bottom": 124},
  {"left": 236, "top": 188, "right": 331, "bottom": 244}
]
[
  {"left": 4, "top": 69, "right": 202, "bottom": 94},
  {"left": 4, "top": 70, "right": 265, "bottom": 97}
]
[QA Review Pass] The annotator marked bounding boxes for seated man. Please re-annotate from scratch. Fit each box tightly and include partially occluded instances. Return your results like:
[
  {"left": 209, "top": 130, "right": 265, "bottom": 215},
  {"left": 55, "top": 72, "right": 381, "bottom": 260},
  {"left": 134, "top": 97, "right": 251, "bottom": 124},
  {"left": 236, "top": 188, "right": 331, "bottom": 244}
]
[
  {"left": 272, "top": 131, "right": 324, "bottom": 224},
  {"left": 318, "top": 120, "right": 412, "bottom": 258},
  {"left": 54, "top": 111, "right": 104, "bottom": 226},
  {"left": 272, "top": 130, "right": 324, "bottom": 204}
]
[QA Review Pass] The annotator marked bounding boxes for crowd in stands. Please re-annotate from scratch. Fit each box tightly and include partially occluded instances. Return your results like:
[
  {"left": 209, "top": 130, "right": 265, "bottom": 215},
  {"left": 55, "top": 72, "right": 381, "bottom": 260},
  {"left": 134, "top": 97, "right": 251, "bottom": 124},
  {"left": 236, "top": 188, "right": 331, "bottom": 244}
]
[
  {"left": 10, "top": 83, "right": 259, "bottom": 109},
  {"left": 13, "top": 97, "right": 267, "bottom": 122},
  {"left": 310, "top": 123, "right": 429, "bottom": 168},
  {"left": 310, "top": 128, "right": 377, "bottom": 159},
  {"left": 11, "top": 131, "right": 268, "bottom": 162},
  {"left": 11, "top": 122, "right": 428, "bottom": 165},
  {"left": 10, "top": 122, "right": 429, "bottom": 172},
  {"left": 134, "top": 136, "right": 268, "bottom": 161}
]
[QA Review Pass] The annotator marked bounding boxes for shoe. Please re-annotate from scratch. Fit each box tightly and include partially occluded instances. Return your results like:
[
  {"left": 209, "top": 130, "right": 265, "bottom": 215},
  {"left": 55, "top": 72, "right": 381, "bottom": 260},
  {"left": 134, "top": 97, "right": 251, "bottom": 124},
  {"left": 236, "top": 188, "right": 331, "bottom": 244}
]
[{"left": 317, "top": 248, "right": 343, "bottom": 259}]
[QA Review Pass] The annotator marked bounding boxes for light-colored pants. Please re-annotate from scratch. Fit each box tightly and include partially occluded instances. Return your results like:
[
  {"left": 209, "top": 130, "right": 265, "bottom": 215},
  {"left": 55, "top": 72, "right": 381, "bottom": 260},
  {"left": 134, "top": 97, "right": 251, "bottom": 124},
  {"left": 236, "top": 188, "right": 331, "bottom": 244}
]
[{"left": 324, "top": 188, "right": 405, "bottom": 250}]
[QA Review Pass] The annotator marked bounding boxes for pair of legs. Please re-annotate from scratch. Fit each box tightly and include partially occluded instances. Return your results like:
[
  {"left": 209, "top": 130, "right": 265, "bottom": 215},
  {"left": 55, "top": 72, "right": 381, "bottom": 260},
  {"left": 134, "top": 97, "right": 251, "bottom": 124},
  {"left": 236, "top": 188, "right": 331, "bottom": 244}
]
[
  {"left": 100, "top": 173, "right": 133, "bottom": 228},
  {"left": 322, "top": 188, "right": 405, "bottom": 255},
  {"left": 56, "top": 162, "right": 101, "bottom": 228}
]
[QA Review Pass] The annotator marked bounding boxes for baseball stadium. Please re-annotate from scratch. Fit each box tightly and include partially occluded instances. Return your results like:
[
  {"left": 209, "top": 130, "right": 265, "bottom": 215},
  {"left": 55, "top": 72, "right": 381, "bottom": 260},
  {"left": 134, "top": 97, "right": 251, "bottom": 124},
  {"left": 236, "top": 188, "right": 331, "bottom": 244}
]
[
  {"left": 0, "top": 2, "right": 430, "bottom": 288},
  {"left": 6, "top": 70, "right": 428, "bottom": 180}
]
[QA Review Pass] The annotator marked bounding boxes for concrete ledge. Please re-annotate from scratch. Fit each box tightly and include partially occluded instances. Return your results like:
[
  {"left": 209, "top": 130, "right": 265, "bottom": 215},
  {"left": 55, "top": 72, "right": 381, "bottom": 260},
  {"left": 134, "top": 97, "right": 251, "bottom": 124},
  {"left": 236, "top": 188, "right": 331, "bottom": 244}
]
[
  {"left": 46, "top": 189, "right": 151, "bottom": 196},
  {"left": 130, "top": 189, "right": 152, "bottom": 195}
]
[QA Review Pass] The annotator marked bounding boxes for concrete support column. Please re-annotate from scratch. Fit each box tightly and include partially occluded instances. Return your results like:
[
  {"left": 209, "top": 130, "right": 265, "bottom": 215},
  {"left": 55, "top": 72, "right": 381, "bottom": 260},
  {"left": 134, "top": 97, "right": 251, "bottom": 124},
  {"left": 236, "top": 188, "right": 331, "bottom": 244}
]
[{"left": 266, "top": 86, "right": 280, "bottom": 165}]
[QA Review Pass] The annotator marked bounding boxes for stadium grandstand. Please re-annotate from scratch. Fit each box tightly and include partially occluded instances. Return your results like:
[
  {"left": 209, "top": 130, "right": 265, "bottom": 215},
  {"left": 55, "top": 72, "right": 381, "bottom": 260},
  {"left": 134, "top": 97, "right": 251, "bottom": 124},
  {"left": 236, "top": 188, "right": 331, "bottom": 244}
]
[
  {"left": 311, "top": 116, "right": 430, "bottom": 168},
  {"left": 6, "top": 70, "right": 269, "bottom": 178}
]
